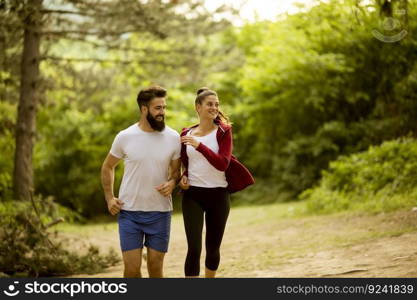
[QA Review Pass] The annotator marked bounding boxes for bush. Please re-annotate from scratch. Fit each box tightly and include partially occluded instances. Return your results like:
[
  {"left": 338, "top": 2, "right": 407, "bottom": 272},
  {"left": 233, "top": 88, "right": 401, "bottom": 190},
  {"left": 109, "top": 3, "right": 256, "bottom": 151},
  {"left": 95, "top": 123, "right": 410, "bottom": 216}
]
[
  {"left": 301, "top": 138, "right": 417, "bottom": 214},
  {"left": 0, "top": 197, "right": 119, "bottom": 277}
]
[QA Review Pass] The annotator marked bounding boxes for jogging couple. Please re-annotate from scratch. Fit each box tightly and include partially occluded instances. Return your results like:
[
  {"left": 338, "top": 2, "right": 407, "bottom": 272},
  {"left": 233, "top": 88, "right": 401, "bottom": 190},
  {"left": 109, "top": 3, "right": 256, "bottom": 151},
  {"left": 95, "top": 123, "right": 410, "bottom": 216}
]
[{"left": 101, "top": 85, "right": 254, "bottom": 278}]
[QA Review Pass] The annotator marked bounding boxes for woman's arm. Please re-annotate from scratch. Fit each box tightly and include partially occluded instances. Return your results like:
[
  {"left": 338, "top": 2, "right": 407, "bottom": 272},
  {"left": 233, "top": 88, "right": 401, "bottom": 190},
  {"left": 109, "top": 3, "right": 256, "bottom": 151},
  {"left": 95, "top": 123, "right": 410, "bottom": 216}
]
[{"left": 195, "top": 128, "right": 233, "bottom": 171}]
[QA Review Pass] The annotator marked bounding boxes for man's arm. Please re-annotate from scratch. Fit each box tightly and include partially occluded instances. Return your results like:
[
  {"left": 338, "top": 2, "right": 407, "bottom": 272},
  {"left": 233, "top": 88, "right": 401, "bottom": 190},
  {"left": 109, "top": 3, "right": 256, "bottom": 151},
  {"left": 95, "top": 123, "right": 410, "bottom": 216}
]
[
  {"left": 179, "top": 163, "right": 190, "bottom": 190},
  {"left": 101, "top": 153, "right": 123, "bottom": 215},
  {"left": 155, "top": 158, "right": 181, "bottom": 197},
  {"left": 169, "top": 158, "right": 181, "bottom": 184}
]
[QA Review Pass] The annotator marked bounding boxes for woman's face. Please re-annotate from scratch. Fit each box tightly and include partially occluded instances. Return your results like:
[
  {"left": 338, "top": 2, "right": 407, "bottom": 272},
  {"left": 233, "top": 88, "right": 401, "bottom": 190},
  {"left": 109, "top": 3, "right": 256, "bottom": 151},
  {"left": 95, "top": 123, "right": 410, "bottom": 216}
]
[{"left": 197, "top": 95, "right": 219, "bottom": 120}]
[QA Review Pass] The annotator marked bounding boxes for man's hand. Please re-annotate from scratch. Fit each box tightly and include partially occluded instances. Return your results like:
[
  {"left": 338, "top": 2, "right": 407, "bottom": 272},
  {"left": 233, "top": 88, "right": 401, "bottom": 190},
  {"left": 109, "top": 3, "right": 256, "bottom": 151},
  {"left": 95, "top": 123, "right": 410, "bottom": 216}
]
[
  {"left": 155, "top": 179, "right": 176, "bottom": 197},
  {"left": 179, "top": 175, "right": 190, "bottom": 190},
  {"left": 107, "top": 197, "right": 123, "bottom": 215}
]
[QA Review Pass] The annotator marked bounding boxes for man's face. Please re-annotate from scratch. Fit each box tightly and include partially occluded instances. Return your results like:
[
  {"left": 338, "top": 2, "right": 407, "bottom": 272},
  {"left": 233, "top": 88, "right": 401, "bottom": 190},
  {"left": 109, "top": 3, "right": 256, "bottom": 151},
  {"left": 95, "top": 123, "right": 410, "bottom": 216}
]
[{"left": 144, "top": 97, "right": 166, "bottom": 131}]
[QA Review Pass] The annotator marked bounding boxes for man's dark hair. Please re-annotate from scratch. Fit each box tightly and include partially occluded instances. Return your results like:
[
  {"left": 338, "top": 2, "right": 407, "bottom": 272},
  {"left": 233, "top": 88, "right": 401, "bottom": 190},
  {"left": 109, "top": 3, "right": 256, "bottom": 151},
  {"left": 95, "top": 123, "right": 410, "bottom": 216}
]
[{"left": 136, "top": 85, "right": 167, "bottom": 110}]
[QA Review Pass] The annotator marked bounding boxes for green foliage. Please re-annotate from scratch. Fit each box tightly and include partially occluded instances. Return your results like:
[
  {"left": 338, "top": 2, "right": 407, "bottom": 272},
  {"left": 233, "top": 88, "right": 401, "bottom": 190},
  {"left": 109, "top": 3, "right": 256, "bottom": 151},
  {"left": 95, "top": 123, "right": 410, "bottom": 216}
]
[
  {"left": 1, "top": 0, "right": 417, "bottom": 215},
  {"left": 0, "top": 101, "right": 15, "bottom": 199},
  {"left": 0, "top": 197, "right": 119, "bottom": 277},
  {"left": 302, "top": 138, "right": 417, "bottom": 213},
  {"left": 35, "top": 104, "right": 114, "bottom": 215},
  {"left": 216, "top": 0, "right": 417, "bottom": 200}
]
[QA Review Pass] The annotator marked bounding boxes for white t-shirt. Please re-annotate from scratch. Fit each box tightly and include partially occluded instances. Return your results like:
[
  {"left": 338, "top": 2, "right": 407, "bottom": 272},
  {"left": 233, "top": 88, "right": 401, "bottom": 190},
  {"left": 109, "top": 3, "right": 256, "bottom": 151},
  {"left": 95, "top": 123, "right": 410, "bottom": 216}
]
[
  {"left": 110, "top": 123, "right": 181, "bottom": 211},
  {"left": 186, "top": 128, "right": 228, "bottom": 188}
]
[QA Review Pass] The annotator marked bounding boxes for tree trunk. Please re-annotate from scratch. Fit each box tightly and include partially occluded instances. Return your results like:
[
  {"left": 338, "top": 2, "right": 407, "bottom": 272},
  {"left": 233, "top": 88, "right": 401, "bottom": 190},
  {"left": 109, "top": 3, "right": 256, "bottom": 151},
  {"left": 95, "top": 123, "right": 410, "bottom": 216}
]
[{"left": 13, "top": 0, "right": 43, "bottom": 201}]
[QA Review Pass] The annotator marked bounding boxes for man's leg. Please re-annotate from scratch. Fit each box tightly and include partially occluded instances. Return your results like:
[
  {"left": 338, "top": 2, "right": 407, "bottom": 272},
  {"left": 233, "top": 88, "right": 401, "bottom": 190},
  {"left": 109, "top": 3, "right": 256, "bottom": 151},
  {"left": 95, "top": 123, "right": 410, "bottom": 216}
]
[
  {"left": 146, "top": 247, "right": 166, "bottom": 278},
  {"left": 122, "top": 248, "right": 143, "bottom": 278},
  {"left": 118, "top": 211, "right": 144, "bottom": 278},
  {"left": 143, "top": 211, "right": 171, "bottom": 278}
]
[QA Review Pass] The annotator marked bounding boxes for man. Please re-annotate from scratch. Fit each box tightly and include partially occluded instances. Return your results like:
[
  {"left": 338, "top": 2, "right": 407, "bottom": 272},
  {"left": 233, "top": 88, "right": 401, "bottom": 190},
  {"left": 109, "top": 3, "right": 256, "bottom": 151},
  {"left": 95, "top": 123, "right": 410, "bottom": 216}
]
[{"left": 101, "top": 86, "right": 181, "bottom": 278}]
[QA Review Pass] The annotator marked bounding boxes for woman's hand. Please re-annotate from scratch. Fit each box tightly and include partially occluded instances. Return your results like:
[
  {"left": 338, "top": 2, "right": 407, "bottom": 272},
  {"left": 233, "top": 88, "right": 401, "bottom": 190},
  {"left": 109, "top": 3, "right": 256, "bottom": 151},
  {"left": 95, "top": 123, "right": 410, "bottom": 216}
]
[
  {"left": 179, "top": 175, "right": 190, "bottom": 190},
  {"left": 181, "top": 136, "right": 200, "bottom": 148}
]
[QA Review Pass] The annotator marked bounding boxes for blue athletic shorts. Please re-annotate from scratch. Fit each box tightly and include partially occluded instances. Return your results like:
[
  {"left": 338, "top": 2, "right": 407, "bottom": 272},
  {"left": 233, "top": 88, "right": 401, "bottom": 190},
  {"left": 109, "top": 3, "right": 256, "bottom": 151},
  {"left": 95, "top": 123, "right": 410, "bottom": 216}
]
[{"left": 118, "top": 210, "right": 171, "bottom": 253}]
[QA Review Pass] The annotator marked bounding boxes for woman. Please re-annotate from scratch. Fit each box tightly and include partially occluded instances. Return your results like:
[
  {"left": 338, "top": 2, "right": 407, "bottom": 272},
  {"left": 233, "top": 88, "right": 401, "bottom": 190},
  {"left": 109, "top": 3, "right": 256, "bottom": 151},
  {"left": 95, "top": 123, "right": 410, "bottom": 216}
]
[{"left": 179, "top": 87, "right": 254, "bottom": 278}]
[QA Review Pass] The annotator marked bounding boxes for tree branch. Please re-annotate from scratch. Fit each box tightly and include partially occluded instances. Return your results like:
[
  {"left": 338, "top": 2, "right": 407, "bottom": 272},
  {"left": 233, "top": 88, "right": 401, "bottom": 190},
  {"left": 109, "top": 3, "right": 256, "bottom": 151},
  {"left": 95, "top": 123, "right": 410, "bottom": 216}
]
[
  {"left": 56, "top": 36, "right": 196, "bottom": 55},
  {"left": 42, "top": 55, "right": 179, "bottom": 67},
  {"left": 40, "top": 30, "right": 133, "bottom": 37},
  {"left": 40, "top": 9, "right": 93, "bottom": 17},
  {"left": 42, "top": 55, "right": 132, "bottom": 64}
]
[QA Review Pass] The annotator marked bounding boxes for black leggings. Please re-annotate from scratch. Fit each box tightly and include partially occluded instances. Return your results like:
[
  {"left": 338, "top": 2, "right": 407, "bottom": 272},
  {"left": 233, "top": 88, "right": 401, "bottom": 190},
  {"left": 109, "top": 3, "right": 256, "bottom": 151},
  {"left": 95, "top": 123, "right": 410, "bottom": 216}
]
[{"left": 182, "top": 186, "right": 230, "bottom": 276}]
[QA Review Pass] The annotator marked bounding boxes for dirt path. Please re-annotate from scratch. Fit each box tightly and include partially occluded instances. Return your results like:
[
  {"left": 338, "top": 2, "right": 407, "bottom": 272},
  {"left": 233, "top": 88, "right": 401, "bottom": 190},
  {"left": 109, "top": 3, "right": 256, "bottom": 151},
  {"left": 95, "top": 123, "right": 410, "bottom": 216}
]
[{"left": 65, "top": 207, "right": 417, "bottom": 278}]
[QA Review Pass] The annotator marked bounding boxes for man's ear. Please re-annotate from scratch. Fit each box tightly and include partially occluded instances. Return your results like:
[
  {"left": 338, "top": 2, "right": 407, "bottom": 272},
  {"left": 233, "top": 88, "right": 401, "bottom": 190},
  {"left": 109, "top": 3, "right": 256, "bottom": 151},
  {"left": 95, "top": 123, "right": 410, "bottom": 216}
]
[{"left": 140, "top": 105, "right": 148, "bottom": 115}]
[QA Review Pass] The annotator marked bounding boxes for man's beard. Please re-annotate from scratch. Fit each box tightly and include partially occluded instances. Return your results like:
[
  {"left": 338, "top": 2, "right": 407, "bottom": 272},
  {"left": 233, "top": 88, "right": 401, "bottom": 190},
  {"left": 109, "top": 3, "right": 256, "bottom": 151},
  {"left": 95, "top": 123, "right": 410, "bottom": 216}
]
[{"left": 147, "top": 113, "right": 165, "bottom": 131}]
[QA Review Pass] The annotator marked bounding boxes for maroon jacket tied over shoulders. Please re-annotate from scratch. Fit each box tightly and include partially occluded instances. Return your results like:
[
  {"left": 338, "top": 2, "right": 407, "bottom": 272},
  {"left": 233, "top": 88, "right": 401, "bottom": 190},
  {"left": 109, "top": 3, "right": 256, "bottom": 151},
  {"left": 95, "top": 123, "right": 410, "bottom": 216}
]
[{"left": 180, "top": 120, "right": 254, "bottom": 193}]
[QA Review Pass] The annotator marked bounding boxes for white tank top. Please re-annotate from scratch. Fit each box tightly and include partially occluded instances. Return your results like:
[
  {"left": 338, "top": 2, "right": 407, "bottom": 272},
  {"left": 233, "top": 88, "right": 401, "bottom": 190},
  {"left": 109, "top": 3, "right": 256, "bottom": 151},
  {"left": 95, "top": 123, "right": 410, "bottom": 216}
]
[{"left": 186, "top": 128, "right": 228, "bottom": 188}]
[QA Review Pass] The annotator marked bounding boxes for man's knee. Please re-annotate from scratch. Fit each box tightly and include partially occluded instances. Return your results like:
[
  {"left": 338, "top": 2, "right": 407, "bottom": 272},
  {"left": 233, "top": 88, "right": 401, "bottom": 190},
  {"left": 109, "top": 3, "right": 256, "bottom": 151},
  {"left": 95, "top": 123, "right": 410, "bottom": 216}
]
[
  {"left": 147, "top": 247, "right": 165, "bottom": 277},
  {"left": 124, "top": 265, "right": 141, "bottom": 278},
  {"left": 122, "top": 248, "right": 142, "bottom": 278},
  {"left": 147, "top": 252, "right": 164, "bottom": 268},
  {"left": 123, "top": 260, "right": 142, "bottom": 277},
  {"left": 147, "top": 258, "right": 163, "bottom": 271}
]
